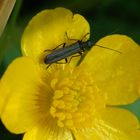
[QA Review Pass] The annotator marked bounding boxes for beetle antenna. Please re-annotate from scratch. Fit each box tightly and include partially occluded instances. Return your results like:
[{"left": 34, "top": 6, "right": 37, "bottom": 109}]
[
  {"left": 95, "top": 44, "right": 122, "bottom": 54},
  {"left": 90, "top": 40, "right": 122, "bottom": 54}
]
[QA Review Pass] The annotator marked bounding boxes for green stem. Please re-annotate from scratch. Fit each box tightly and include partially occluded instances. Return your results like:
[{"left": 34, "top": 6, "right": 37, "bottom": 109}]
[
  {"left": 9, "top": 0, "right": 23, "bottom": 28},
  {"left": 0, "top": 0, "right": 23, "bottom": 65}
]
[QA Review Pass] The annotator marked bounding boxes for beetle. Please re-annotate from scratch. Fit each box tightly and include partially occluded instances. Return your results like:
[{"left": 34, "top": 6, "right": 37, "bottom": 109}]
[
  {"left": 44, "top": 40, "right": 91, "bottom": 64},
  {"left": 44, "top": 33, "right": 121, "bottom": 68}
]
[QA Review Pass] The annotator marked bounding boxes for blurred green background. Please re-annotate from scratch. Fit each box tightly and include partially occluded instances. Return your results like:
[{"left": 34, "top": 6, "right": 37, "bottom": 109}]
[{"left": 0, "top": 0, "right": 140, "bottom": 139}]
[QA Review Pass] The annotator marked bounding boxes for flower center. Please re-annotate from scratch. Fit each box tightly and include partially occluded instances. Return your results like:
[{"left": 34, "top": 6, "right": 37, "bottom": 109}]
[{"left": 45, "top": 66, "right": 105, "bottom": 129}]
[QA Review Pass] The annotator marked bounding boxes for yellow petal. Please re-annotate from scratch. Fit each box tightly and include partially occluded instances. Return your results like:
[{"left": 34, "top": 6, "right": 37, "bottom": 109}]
[
  {"left": 99, "top": 107, "right": 140, "bottom": 131},
  {"left": 0, "top": 57, "right": 42, "bottom": 133},
  {"left": 73, "top": 128, "right": 101, "bottom": 140},
  {"left": 23, "top": 125, "right": 73, "bottom": 140},
  {"left": 94, "top": 107, "right": 140, "bottom": 140},
  {"left": 74, "top": 107, "right": 140, "bottom": 140},
  {"left": 73, "top": 126, "right": 135, "bottom": 140},
  {"left": 0, "top": 56, "right": 40, "bottom": 114},
  {"left": 81, "top": 34, "right": 140, "bottom": 105},
  {"left": 21, "top": 7, "right": 90, "bottom": 66},
  {"left": 130, "top": 130, "right": 140, "bottom": 140},
  {"left": 137, "top": 81, "right": 140, "bottom": 96}
]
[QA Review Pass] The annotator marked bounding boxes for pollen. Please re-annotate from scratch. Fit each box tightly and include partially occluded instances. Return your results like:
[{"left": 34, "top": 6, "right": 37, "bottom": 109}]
[{"left": 47, "top": 66, "right": 106, "bottom": 129}]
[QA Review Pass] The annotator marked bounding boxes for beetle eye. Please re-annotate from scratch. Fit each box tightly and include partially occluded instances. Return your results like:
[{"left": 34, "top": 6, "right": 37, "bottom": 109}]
[{"left": 44, "top": 56, "right": 47, "bottom": 64}]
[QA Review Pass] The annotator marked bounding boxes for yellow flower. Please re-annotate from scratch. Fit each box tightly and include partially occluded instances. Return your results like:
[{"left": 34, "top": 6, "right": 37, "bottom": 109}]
[
  {"left": 0, "top": 7, "right": 140, "bottom": 140},
  {"left": 21, "top": 7, "right": 89, "bottom": 65}
]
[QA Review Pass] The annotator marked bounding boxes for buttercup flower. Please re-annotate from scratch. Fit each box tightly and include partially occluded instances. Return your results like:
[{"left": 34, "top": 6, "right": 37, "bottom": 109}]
[{"left": 0, "top": 7, "right": 140, "bottom": 140}]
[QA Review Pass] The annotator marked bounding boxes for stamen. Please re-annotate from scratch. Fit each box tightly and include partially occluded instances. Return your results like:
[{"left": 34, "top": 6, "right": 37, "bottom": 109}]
[{"left": 47, "top": 66, "right": 105, "bottom": 129}]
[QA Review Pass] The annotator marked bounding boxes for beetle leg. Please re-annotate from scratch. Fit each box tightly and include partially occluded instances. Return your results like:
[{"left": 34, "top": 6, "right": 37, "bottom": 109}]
[
  {"left": 65, "top": 32, "right": 79, "bottom": 42},
  {"left": 56, "top": 61, "right": 67, "bottom": 64},
  {"left": 65, "top": 32, "right": 90, "bottom": 42},
  {"left": 68, "top": 54, "right": 82, "bottom": 63},
  {"left": 46, "top": 64, "right": 51, "bottom": 69},
  {"left": 78, "top": 51, "right": 82, "bottom": 55},
  {"left": 81, "top": 32, "right": 90, "bottom": 42},
  {"left": 55, "top": 58, "right": 68, "bottom": 64},
  {"left": 44, "top": 43, "right": 66, "bottom": 52},
  {"left": 65, "top": 58, "right": 68, "bottom": 63}
]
